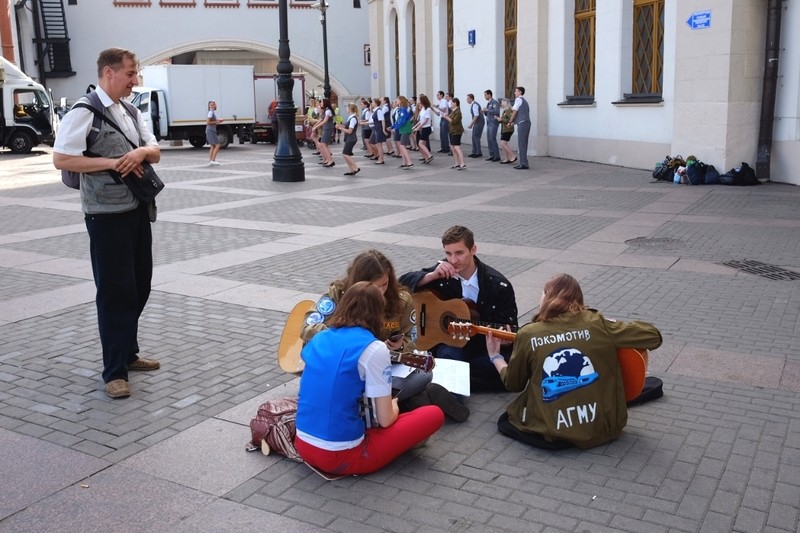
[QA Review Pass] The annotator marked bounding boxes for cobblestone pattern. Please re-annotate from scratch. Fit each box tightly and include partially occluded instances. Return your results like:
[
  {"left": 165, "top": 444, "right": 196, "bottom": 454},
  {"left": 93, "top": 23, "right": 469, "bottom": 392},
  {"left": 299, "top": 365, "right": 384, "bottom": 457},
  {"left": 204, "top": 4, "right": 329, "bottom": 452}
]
[
  {"left": 623, "top": 221, "right": 800, "bottom": 268},
  {"left": 3, "top": 146, "right": 800, "bottom": 533},
  {"left": 0, "top": 292, "right": 293, "bottom": 460},
  {"left": 321, "top": 182, "right": 480, "bottom": 203},
  {"left": 206, "top": 238, "right": 537, "bottom": 294},
  {"left": 0, "top": 181, "right": 70, "bottom": 198},
  {"left": 0, "top": 268, "right": 83, "bottom": 302},
  {"left": 405, "top": 169, "right": 532, "bottom": 185},
  {"left": 2, "top": 223, "right": 293, "bottom": 266},
  {"left": 556, "top": 166, "right": 662, "bottom": 188},
  {"left": 201, "top": 175, "right": 345, "bottom": 192},
  {"left": 580, "top": 266, "right": 800, "bottom": 360},
  {"left": 383, "top": 209, "right": 618, "bottom": 249},
  {"left": 155, "top": 188, "right": 263, "bottom": 212},
  {"left": 487, "top": 187, "right": 664, "bottom": 210},
  {"left": 204, "top": 198, "right": 411, "bottom": 226},
  {"left": 682, "top": 188, "right": 800, "bottom": 220},
  {"left": 0, "top": 205, "right": 82, "bottom": 235},
  {"left": 235, "top": 377, "right": 800, "bottom": 533}
]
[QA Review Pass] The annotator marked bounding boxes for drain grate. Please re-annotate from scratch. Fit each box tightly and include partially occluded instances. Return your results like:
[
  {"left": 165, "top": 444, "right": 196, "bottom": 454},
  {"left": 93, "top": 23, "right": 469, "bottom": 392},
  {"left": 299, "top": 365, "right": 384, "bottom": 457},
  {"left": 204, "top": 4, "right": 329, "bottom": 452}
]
[{"left": 721, "top": 259, "right": 800, "bottom": 281}]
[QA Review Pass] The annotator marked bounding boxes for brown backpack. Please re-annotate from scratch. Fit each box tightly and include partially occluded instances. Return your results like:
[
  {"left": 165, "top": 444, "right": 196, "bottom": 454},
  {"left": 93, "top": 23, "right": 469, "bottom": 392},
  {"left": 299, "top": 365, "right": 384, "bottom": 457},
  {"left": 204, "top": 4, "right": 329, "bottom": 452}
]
[{"left": 246, "top": 397, "right": 302, "bottom": 461}]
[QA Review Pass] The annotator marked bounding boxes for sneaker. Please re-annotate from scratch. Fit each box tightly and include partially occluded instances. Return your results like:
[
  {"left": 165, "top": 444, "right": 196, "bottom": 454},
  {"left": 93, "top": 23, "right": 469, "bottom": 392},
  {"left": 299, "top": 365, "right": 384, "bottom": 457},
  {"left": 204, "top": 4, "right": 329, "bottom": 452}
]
[
  {"left": 129, "top": 358, "right": 160, "bottom": 371},
  {"left": 105, "top": 379, "right": 131, "bottom": 399},
  {"left": 209, "top": 160, "right": 220, "bottom": 166},
  {"left": 425, "top": 383, "right": 469, "bottom": 422}
]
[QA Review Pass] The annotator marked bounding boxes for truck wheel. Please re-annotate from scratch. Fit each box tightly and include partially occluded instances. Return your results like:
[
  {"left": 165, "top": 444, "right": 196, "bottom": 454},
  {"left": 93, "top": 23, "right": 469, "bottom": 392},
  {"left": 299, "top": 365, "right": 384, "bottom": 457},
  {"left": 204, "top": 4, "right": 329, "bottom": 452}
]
[
  {"left": 189, "top": 137, "right": 206, "bottom": 148},
  {"left": 218, "top": 128, "right": 231, "bottom": 149},
  {"left": 8, "top": 131, "right": 34, "bottom": 154}
]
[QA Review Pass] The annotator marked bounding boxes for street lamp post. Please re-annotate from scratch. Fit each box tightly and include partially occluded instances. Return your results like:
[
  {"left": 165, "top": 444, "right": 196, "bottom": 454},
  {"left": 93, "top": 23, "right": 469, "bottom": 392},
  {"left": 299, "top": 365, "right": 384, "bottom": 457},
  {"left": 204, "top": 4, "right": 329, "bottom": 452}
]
[
  {"left": 311, "top": 1, "right": 331, "bottom": 101},
  {"left": 272, "top": 0, "right": 304, "bottom": 182}
]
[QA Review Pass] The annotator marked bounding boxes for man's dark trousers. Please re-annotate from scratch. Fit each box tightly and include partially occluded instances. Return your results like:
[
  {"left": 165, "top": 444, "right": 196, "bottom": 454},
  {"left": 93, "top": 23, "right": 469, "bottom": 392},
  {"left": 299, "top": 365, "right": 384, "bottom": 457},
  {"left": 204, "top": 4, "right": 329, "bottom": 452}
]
[{"left": 85, "top": 204, "right": 152, "bottom": 384}]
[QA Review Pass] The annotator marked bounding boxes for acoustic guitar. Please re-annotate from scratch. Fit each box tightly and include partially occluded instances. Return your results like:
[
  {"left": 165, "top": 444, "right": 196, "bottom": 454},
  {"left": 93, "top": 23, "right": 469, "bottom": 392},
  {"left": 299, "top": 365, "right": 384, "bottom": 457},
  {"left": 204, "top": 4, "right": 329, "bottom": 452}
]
[
  {"left": 447, "top": 321, "right": 649, "bottom": 401},
  {"left": 277, "top": 299, "right": 436, "bottom": 374}
]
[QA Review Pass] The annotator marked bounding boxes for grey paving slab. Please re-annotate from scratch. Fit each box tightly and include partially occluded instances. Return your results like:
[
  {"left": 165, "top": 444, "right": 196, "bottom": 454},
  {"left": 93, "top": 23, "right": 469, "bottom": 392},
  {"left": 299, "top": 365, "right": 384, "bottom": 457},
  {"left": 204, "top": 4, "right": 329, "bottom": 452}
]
[
  {"left": 203, "top": 198, "right": 411, "bottom": 226},
  {"left": 0, "top": 428, "right": 109, "bottom": 520},
  {"left": 1, "top": 144, "right": 799, "bottom": 533},
  {"left": 2, "top": 221, "right": 294, "bottom": 266},
  {"left": 206, "top": 237, "right": 536, "bottom": 294},
  {"left": 120, "top": 417, "right": 269, "bottom": 496},
  {"left": 0, "top": 205, "right": 80, "bottom": 235},
  {"left": 682, "top": 186, "right": 800, "bottom": 220},
  {"left": 382, "top": 209, "right": 619, "bottom": 249},
  {"left": 0, "top": 267, "right": 83, "bottom": 302},
  {"left": 0, "top": 465, "right": 215, "bottom": 532},
  {"left": 623, "top": 220, "right": 800, "bottom": 267},
  {"left": 486, "top": 187, "right": 665, "bottom": 211}
]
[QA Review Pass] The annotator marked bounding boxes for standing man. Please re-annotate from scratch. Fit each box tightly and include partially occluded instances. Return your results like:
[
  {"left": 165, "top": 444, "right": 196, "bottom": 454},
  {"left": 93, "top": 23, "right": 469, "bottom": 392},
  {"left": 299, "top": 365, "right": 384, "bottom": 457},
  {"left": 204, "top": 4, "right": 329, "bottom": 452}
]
[
  {"left": 53, "top": 48, "right": 161, "bottom": 399},
  {"left": 483, "top": 90, "right": 501, "bottom": 161},
  {"left": 433, "top": 90, "right": 451, "bottom": 154},
  {"left": 466, "top": 94, "right": 484, "bottom": 158},
  {"left": 399, "top": 225, "right": 518, "bottom": 392},
  {"left": 509, "top": 86, "right": 531, "bottom": 170}
]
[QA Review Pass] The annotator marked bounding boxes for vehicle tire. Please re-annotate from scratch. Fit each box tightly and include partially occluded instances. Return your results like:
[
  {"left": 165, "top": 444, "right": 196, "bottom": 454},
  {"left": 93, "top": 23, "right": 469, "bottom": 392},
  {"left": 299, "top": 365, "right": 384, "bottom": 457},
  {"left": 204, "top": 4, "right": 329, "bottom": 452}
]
[
  {"left": 8, "top": 131, "right": 34, "bottom": 154},
  {"left": 188, "top": 136, "right": 206, "bottom": 148},
  {"left": 218, "top": 128, "right": 231, "bottom": 149}
]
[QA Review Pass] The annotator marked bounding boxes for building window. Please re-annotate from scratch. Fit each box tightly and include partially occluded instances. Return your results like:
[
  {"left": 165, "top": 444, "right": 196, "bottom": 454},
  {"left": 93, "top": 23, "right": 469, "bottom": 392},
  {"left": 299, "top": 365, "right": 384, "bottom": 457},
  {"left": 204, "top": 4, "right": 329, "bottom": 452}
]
[
  {"left": 504, "top": 0, "right": 517, "bottom": 98},
  {"left": 446, "top": 0, "right": 453, "bottom": 92},
  {"left": 631, "top": 0, "right": 663, "bottom": 97},
  {"left": 571, "top": 0, "right": 595, "bottom": 102}
]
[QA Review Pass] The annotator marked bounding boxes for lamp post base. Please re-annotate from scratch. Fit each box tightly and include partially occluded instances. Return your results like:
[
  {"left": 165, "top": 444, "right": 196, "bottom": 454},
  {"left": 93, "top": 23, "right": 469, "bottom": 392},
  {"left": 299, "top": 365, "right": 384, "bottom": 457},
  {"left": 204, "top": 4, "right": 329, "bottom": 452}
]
[{"left": 272, "top": 158, "right": 305, "bottom": 182}]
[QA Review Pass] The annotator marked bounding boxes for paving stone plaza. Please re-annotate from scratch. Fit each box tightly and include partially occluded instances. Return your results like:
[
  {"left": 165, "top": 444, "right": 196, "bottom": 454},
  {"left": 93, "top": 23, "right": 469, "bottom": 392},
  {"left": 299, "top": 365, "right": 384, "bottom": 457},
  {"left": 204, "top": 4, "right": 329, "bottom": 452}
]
[{"left": 1, "top": 143, "right": 799, "bottom": 532}]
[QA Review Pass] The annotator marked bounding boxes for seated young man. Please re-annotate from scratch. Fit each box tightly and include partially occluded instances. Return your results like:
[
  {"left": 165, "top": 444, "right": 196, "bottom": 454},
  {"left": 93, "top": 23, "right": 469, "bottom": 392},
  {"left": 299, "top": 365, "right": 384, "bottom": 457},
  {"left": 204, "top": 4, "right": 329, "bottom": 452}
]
[{"left": 399, "top": 225, "right": 518, "bottom": 392}]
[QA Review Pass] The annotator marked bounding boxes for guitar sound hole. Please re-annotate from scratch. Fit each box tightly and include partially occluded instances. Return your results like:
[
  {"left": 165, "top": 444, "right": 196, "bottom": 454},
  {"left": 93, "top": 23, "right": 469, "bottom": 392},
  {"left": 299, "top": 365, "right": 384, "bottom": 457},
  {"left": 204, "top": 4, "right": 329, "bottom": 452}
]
[{"left": 441, "top": 313, "right": 457, "bottom": 333}]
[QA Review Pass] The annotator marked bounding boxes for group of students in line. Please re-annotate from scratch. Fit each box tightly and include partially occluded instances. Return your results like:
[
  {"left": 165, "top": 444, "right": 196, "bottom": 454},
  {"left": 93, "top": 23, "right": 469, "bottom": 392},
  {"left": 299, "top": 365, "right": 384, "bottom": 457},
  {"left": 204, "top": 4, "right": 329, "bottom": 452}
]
[
  {"left": 294, "top": 225, "right": 663, "bottom": 476},
  {"left": 301, "top": 86, "right": 532, "bottom": 176}
]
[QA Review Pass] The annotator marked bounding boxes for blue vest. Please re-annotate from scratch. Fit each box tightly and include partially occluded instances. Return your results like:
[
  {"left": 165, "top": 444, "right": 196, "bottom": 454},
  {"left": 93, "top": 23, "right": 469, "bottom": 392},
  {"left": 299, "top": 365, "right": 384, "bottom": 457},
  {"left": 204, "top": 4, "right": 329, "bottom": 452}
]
[{"left": 296, "top": 327, "right": 377, "bottom": 442}]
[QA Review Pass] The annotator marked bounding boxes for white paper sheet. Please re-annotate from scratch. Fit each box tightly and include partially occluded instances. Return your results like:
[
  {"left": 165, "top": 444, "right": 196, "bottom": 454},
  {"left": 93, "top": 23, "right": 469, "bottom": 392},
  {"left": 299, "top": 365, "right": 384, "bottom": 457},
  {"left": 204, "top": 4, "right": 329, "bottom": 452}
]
[
  {"left": 391, "top": 358, "right": 471, "bottom": 396},
  {"left": 431, "top": 358, "right": 471, "bottom": 397}
]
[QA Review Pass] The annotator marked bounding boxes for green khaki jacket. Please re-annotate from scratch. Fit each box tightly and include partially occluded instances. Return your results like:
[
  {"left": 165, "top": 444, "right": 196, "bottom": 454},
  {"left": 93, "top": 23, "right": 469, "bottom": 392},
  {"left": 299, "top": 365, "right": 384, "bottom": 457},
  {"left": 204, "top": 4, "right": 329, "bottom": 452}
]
[{"left": 500, "top": 309, "right": 662, "bottom": 449}]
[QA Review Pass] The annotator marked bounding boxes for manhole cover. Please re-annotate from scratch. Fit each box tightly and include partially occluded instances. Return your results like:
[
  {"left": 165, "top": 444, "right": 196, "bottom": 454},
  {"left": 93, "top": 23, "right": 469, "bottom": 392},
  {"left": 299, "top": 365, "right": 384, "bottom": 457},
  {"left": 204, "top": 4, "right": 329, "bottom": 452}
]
[
  {"left": 624, "top": 237, "right": 682, "bottom": 250},
  {"left": 721, "top": 260, "right": 800, "bottom": 281}
]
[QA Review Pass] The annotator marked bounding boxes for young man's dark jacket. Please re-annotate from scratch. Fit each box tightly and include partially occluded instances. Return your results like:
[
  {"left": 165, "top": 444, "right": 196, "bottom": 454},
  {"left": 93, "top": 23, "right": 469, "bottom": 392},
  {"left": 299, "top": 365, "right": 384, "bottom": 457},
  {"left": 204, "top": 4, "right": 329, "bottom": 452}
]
[{"left": 399, "top": 256, "right": 518, "bottom": 359}]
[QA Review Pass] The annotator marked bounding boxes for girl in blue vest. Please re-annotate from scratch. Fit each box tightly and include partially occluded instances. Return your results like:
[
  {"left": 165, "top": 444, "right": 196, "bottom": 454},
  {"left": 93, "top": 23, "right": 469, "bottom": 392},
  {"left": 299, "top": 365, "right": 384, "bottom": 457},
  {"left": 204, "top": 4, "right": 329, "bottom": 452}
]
[{"left": 295, "top": 282, "right": 444, "bottom": 475}]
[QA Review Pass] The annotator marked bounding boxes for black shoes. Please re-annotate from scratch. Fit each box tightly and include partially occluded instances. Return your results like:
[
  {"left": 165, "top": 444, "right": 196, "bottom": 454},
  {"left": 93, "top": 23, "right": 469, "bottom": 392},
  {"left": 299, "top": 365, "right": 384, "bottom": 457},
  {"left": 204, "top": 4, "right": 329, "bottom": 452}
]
[
  {"left": 426, "top": 383, "right": 470, "bottom": 422},
  {"left": 513, "top": 165, "right": 529, "bottom": 170}
]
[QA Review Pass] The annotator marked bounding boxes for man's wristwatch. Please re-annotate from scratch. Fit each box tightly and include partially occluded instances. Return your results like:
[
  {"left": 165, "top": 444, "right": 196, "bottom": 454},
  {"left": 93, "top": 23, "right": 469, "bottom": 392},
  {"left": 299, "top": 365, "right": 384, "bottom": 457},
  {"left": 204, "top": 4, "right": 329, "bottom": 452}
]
[{"left": 489, "top": 354, "right": 504, "bottom": 364}]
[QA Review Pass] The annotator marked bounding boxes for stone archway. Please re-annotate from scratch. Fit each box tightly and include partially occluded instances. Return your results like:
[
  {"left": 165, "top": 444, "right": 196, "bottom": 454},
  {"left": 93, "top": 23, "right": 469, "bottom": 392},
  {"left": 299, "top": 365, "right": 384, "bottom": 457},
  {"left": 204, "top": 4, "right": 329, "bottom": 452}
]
[{"left": 138, "top": 39, "right": 352, "bottom": 99}]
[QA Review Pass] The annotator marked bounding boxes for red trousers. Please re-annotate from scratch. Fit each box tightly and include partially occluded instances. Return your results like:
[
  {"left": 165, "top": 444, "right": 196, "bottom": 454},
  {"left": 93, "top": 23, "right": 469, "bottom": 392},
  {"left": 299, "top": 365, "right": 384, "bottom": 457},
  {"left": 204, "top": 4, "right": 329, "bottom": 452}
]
[{"left": 296, "top": 405, "right": 444, "bottom": 476}]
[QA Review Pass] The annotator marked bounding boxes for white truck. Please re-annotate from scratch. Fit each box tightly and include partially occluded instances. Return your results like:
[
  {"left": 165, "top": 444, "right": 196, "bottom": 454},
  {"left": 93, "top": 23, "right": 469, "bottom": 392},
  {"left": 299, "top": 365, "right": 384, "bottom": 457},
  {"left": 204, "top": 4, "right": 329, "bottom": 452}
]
[
  {"left": 132, "top": 64, "right": 256, "bottom": 149},
  {"left": 0, "top": 58, "right": 56, "bottom": 153},
  {"left": 240, "top": 73, "right": 307, "bottom": 145}
]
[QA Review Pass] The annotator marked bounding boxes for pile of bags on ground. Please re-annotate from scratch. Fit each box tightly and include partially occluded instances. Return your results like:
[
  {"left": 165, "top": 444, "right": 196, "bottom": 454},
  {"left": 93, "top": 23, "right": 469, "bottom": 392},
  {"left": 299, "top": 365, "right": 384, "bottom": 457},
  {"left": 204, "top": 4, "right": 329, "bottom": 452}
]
[{"left": 652, "top": 155, "right": 760, "bottom": 186}]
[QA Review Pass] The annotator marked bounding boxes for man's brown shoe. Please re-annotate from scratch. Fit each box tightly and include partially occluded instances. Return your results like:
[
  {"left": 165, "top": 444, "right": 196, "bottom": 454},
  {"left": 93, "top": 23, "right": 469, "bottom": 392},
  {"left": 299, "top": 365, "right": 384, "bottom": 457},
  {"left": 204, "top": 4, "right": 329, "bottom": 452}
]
[
  {"left": 105, "top": 379, "right": 131, "bottom": 399},
  {"left": 128, "top": 358, "right": 160, "bottom": 371}
]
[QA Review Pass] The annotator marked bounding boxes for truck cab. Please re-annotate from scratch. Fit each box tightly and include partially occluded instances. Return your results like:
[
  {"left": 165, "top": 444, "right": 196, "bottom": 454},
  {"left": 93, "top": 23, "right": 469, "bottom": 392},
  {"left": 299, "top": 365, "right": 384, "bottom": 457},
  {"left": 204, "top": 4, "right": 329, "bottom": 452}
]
[
  {"left": 132, "top": 88, "right": 169, "bottom": 142},
  {"left": 1, "top": 58, "right": 56, "bottom": 154}
]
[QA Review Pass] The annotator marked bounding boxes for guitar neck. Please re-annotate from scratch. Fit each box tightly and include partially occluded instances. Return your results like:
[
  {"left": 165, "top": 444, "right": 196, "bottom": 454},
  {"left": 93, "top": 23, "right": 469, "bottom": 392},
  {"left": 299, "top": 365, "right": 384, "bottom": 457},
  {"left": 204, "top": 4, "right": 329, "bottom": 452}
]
[
  {"left": 449, "top": 322, "right": 517, "bottom": 342},
  {"left": 389, "top": 350, "right": 435, "bottom": 373}
]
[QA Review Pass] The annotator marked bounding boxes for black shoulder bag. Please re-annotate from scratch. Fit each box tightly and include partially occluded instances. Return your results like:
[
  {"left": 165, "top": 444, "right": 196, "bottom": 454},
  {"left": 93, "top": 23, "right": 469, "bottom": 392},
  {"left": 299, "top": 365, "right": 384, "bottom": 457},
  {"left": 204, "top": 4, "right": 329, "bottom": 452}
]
[{"left": 82, "top": 105, "right": 165, "bottom": 203}]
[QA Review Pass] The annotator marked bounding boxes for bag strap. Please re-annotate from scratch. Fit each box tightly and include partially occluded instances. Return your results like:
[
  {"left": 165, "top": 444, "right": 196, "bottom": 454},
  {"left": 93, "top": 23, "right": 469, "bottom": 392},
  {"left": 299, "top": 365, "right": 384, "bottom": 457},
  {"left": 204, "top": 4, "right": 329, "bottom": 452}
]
[
  {"left": 70, "top": 90, "right": 105, "bottom": 151},
  {"left": 74, "top": 95, "right": 141, "bottom": 151}
]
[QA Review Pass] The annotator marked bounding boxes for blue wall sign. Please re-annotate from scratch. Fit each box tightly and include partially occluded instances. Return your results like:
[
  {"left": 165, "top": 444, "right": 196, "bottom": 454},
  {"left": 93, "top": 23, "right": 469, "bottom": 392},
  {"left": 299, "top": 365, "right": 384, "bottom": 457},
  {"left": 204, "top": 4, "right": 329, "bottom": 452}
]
[
  {"left": 468, "top": 30, "right": 476, "bottom": 47},
  {"left": 687, "top": 10, "right": 711, "bottom": 30}
]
